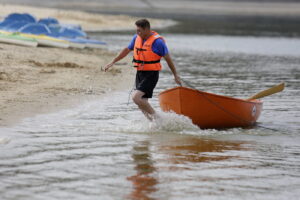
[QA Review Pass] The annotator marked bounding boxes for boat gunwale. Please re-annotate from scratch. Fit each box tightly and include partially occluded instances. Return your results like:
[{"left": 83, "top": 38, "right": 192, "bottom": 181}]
[{"left": 159, "top": 86, "right": 263, "bottom": 105}]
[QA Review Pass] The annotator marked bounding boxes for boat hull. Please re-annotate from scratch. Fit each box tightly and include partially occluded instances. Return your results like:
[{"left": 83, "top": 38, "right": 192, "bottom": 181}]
[
  {"left": 159, "top": 87, "right": 263, "bottom": 129},
  {"left": 0, "top": 32, "right": 38, "bottom": 47},
  {"left": 20, "top": 33, "right": 69, "bottom": 48}
]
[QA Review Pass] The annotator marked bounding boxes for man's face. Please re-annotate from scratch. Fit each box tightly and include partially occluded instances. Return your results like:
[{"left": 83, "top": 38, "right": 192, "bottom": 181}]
[{"left": 136, "top": 26, "right": 149, "bottom": 39}]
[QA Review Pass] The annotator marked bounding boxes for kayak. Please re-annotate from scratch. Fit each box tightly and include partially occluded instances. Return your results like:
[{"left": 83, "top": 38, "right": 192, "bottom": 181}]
[
  {"left": 20, "top": 33, "right": 69, "bottom": 48},
  {"left": 59, "top": 37, "right": 86, "bottom": 49},
  {"left": 0, "top": 32, "right": 38, "bottom": 47},
  {"left": 159, "top": 86, "right": 263, "bottom": 129}
]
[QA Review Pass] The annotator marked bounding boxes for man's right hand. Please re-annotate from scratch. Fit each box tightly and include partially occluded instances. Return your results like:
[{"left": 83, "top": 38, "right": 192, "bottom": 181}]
[
  {"left": 103, "top": 48, "right": 131, "bottom": 72},
  {"left": 103, "top": 62, "right": 114, "bottom": 72}
]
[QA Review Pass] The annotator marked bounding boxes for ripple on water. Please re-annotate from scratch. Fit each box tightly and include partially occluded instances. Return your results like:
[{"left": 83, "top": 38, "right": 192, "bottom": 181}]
[{"left": 1, "top": 34, "right": 300, "bottom": 199}]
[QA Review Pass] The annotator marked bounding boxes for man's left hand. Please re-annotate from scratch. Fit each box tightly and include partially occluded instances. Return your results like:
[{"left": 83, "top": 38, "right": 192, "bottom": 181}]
[{"left": 174, "top": 75, "right": 182, "bottom": 86}]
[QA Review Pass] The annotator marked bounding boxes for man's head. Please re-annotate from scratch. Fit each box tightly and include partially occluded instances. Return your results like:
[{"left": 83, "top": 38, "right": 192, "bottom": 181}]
[{"left": 135, "top": 19, "right": 151, "bottom": 39}]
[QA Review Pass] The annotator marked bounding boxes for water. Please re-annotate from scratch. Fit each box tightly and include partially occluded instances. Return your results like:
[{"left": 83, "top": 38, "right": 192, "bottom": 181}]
[{"left": 1, "top": 33, "right": 300, "bottom": 199}]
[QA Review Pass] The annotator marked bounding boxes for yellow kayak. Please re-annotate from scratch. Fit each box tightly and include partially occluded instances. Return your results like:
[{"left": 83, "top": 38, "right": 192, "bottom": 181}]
[
  {"left": 20, "top": 33, "right": 69, "bottom": 48},
  {"left": 0, "top": 30, "right": 11, "bottom": 34},
  {"left": 0, "top": 32, "right": 38, "bottom": 47}
]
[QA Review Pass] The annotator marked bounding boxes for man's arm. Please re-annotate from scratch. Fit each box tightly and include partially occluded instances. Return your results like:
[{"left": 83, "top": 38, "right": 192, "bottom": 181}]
[
  {"left": 104, "top": 47, "right": 131, "bottom": 71},
  {"left": 164, "top": 53, "right": 182, "bottom": 85}
]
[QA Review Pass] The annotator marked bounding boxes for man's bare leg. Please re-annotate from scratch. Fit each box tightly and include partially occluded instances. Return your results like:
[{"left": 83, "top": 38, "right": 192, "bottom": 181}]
[
  {"left": 141, "top": 110, "right": 153, "bottom": 121},
  {"left": 132, "top": 90, "right": 156, "bottom": 121}
]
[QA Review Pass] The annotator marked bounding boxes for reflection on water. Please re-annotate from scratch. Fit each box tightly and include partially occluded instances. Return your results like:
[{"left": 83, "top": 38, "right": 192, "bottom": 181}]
[
  {"left": 127, "top": 141, "right": 158, "bottom": 200},
  {"left": 159, "top": 136, "right": 246, "bottom": 164},
  {"left": 126, "top": 137, "right": 249, "bottom": 199}
]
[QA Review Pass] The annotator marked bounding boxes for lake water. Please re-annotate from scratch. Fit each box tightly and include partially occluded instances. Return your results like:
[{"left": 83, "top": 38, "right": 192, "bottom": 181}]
[{"left": 1, "top": 33, "right": 300, "bottom": 199}]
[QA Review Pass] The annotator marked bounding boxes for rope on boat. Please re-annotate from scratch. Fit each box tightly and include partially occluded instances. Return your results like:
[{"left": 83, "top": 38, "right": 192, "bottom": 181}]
[{"left": 181, "top": 79, "right": 282, "bottom": 132}]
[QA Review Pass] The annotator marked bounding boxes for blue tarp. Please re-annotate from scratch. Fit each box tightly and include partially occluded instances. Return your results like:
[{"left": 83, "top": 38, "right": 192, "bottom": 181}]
[
  {"left": 0, "top": 12, "right": 106, "bottom": 47},
  {"left": 18, "top": 23, "right": 51, "bottom": 35},
  {"left": 38, "top": 17, "right": 59, "bottom": 26},
  {"left": 5, "top": 13, "right": 36, "bottom": 23}
]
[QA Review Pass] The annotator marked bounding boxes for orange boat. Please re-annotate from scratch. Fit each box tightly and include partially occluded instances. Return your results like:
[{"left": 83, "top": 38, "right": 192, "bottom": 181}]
[{"left": 159, "top": 86, "right": 263, "bottom": 129}]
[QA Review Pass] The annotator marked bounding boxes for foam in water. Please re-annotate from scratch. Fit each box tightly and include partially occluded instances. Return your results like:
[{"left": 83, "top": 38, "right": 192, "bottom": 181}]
[
  {"left": 122, "top": 111, "right": 251, "bottom": 136},
  {"left": 119, "top": 111, "right": 224, "bottom": 136},
  {"left": 107, "top": 111, "right": 199, "bottom": 134},
  {"left": 0, "top": 138, "right": 10, "bottom": 144}
]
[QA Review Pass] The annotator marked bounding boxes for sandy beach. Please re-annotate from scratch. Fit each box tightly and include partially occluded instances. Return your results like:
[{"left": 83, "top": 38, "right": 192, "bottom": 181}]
[
  {"left": 0, "top": 4, "right": 169, "bottom": 127},
  {"left": 0, "top": 42, "right": 135, "bottom": 127}
]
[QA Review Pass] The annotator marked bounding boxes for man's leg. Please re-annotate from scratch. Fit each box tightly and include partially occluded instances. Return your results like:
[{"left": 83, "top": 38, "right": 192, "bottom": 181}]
[{"left": 132, "top": 90, "right": 156, "bottom": 121}]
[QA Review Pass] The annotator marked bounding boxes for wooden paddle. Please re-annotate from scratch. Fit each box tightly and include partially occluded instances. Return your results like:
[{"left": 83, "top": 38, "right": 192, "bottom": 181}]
[{"left": 247, "top": 82, "right": 285, "bottom": 100}]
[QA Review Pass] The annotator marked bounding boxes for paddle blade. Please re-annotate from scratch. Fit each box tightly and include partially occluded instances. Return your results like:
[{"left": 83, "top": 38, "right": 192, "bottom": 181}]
[{"left": 247, "top": 82, "right": 285, "bottom": 100}]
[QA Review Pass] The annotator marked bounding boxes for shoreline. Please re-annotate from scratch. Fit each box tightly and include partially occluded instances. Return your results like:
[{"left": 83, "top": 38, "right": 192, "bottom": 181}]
[{"left": 0, "top": 4, "right": 171, "bottom": 128}]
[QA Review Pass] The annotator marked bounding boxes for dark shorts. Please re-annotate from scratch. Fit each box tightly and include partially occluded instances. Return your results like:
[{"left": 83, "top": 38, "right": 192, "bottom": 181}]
[{"left": 135, "top": 71, "right": 159, "bottom": 98}]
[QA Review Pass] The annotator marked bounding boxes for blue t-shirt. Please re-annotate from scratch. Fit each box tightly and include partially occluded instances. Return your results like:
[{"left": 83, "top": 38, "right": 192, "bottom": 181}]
[{"left": 127, "top": 34, "right": 169, "bottom": 57}]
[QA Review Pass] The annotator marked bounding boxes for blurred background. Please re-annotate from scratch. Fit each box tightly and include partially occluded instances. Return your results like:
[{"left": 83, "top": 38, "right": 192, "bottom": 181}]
[{"left": 1, "top": 0, "right": 300, "bottom": 36}]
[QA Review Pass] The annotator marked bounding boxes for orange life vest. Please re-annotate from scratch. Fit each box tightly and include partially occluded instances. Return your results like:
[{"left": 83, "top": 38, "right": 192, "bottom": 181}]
[{"left": 133, "top": 31, "right": 163, "bottom": 71}]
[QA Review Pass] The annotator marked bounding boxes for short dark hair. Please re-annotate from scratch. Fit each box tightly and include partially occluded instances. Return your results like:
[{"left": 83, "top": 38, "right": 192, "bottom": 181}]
[{"left": 135, "top": 19, "right": 150, "bottom": 29}]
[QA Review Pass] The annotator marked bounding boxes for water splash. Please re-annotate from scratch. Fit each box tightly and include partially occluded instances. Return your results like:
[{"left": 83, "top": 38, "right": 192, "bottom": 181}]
[
  {"left": 114, "top": 111, "right": 242, "bottom": 136},
  {"left": 148, "top": 111, "right": 199, "bottom": 132},
  {"left": 101, "top": 110, "right": 199, "bottom": 135}
]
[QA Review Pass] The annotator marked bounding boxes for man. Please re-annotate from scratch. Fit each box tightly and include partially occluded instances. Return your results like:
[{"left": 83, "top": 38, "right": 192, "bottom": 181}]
[{"left": 104, "top": 19, "right": 181, "bottom": 121}]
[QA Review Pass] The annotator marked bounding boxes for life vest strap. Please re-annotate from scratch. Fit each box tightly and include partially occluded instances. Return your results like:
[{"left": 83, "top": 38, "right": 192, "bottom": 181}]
[
  {"left": 132, "top": 58, "right": 161, "bottom": 64},
  {"left": 135, "top": 47, "right": 146, "bottom": 51}
]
